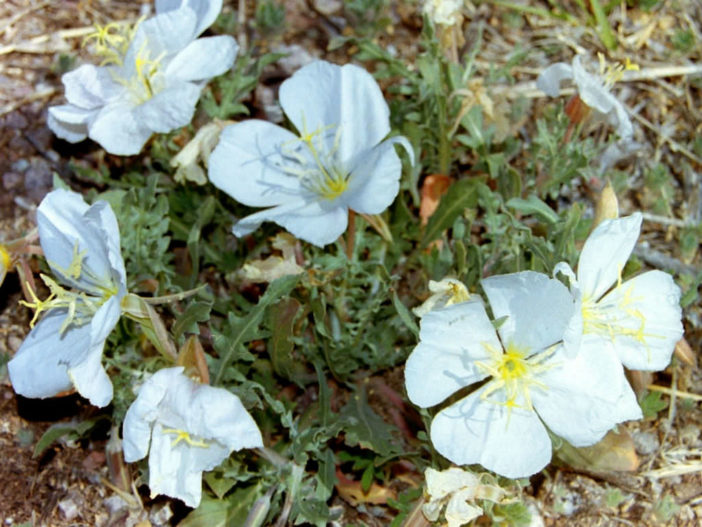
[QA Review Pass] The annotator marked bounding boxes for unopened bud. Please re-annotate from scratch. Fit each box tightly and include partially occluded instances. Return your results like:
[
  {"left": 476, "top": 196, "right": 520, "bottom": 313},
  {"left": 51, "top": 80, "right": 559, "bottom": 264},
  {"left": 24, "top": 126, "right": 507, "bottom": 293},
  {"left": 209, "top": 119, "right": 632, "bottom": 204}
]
[{"left": 592, "top": 180, "right": 619, "bottom": 230}]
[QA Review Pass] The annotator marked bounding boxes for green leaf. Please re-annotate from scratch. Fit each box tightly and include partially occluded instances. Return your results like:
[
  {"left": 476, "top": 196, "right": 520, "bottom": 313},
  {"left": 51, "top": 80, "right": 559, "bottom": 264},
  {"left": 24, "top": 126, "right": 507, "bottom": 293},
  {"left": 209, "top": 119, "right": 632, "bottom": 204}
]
[
  {"left": 267, "top": 297, "right": 302, "bottom": 381},
  {"left": 506, "top": 195, "right": 559, "bottom": 224},
  {"left": 33, "top": 419, "right": 100, "bottom": 458},
  {"left": 173, "top": 301, "right": 212, "bottom": 341},
  {"left": 391, "top": 289, "right": 419, "bottom": 338},
  {"left": 214, "top": 274, "right": 299, "bottom": 385},
  {"left": 338, "top": 385, "right": 401, "bottom": 457},
  {"left": 590, "top": 0, "right": 617, "bottom": 50},
  {"left": 422, "top": 179, "right": 478, "bottom": 246},
  {"left": 179, "top": 484, "right": 265, "bottom": 527}
]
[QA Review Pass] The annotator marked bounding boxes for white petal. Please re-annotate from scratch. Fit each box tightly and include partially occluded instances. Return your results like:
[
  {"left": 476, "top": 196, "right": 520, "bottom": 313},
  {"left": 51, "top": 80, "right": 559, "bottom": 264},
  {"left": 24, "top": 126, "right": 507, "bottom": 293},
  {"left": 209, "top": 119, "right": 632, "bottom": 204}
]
[
  {"left": 67, "top": 342, "right": 113, "bottom": 407},
  {"left": 89, "top": 101, "right": 153, "bottom": 155},
  {"left": 209, "top": 120, "right": 303, "bottom": 207},
  {"left": 344, "top": 138, "right": 403, "bottom": 214},
  {"left": 61, "top": 64, "right": 121, "bottom": 109},
  {"left": 405, "top": 302, "right": 495, "bottom": 408},
  {"left": 134, "top": 81, "right": 201, "bottom": 133},
  {"left": 47, "top": 105, "right": 92, "bottom": 143},
  {"left": 156, "top": 0, "right": 223, "bottom": 36},
  {"left": 608, "top": 98, "right": 634, "bottom": 140},
  {"left": 123, "top": 368, "right": 182, "bottom": 462},
  {"left": 187, "top": 384, "right": 263, "bottom": 450},
  {"left": 90, "top": 294, "right": 123, "bottom": 344},
  {"left": 532, "top": 342, "right": 641, "bottom": 447},
  {"left": 234, "top": 199, "right": 348, "bottom": 247},
  {"left": 132, "top": 7, "right": 198, "bottom": 59},
  {"left": 597, "top": 270, "right": 683, "bottom": 370},
  {"left": 536, "top": 62, "right": 573, "bottom": 97},
  {"left": 578, "top": 213, "right": 642, "bottom": 301},
  {"left": 279, "top": 61, "right": 391, "bottom": 164},
  {"left": 571, "top": 56, "right": 615, "bottom": 115},
  {"left": 84, "top": 200, "right": 127, "bottom": 290},
  {"left": 165, "top": 36, "right": 237, "bottom": 82},
  {"left": 148, "top": 423, "right": 227, "bottom": 508},
  {"left": 8, "top": 310, "right": 81, "bottom": 399},
  {"left": 431, "top": 388, "right": 552, "bottom": 478},
  {"left": 38, "top": 189, "right": 115, "bottom": 292},
  {"left": 481, "top": 271, "right": 574, "bottom": 352}
]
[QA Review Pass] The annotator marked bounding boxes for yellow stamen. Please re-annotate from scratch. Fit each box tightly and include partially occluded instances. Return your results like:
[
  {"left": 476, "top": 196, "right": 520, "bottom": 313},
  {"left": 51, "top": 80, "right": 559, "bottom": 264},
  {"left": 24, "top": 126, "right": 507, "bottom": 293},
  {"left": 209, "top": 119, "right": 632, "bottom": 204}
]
[
  {"left": 0, "top": 244, "right": 10, "bottom": 270},
  {"left": 162, "top": 428, "right": 210, "bottom": 448}
]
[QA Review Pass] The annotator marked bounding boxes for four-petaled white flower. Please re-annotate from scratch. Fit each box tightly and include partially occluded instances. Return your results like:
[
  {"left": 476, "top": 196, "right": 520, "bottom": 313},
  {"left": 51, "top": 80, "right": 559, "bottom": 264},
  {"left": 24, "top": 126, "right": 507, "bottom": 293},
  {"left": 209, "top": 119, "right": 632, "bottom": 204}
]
[
  {"left": 8, "top": 189, "right": 127, "bottom": 407},
  {"left": 122, "top": 367, "right": 263, "bottom": 508},
  {"left": 208, "top": 60, "right": 413, "bottom": 247},
  {"left": 537, "top": 55, "right": 634, "bottom": 141},
  {"left": 405, "top": 271, "right": 641, "bottom": 478},
  {"left": 555, "top": 213, "right": 683, "bottom": 371},
  {"left": 48, "top": 0, "right": 237, "bottom": 155}
]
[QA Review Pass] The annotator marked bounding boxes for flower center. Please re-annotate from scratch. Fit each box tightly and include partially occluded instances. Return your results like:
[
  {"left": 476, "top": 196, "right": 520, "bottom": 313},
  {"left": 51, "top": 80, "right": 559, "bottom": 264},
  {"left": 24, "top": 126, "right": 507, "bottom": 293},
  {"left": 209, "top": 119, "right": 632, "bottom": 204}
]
[
  {"left": 277, "top": 120, "right": 350, "bottom": 201},
  {"left": 20, "top": 243, "right": 119, "bottom": 334},
  {"left": 162, "top": 428, "right": 210, "bottom": 448},
  {"left": 477, "top": 342, "right": 553, "bottom": 412},
  {"left": 581, "top": 287, "right": 647, "bottom": 345},
  {"left": 598, "top": 53, "right": 639, "bottom": 88}
]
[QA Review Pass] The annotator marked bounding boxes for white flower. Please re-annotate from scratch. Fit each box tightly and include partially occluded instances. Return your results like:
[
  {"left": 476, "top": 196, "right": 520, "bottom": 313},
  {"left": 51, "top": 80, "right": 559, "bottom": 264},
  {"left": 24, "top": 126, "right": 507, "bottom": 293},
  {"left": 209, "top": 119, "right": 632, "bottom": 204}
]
[
  {"left": 8, "top": 189, "right": 127, "bottom": 407},
  {"left": 423, "top": 467, "right": 505, "bottom": 527},
  {"left": 122, "top": 367, "right": 263, "bottom": 508},
  {"left": 413, "top": 277, "right": 471, "bottom": 317},
  {"left": 555, "top": 213, "right": 683, "bottom": 370},
  {"left": 423, "top": 0, "right": 464, "bottom": 27},
  {"left": 405, "top": 271, "right": 641, "bottom": 478},
  {"left": 48, "top": 0, "right": 237, "bottom": 155},
  {"left": 537, "top": 55, "right": 634, "bottom": 140},
  {"left": 208, "top": 60, "right": 413, "bottom": 247}
]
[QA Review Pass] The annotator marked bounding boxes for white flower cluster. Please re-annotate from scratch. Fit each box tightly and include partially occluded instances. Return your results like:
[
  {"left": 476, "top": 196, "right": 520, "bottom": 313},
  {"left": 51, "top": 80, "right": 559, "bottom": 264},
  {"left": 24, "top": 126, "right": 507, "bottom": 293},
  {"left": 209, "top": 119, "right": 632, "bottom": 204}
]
[
  {"left": 405, "top": 213, "right": 682, "bottom": 478},
  {"left": 48, "top": 0, "right": 238, "bottom": 155},
  {"left": 8, "top": 189, "right": 262, "bottom": 508}
]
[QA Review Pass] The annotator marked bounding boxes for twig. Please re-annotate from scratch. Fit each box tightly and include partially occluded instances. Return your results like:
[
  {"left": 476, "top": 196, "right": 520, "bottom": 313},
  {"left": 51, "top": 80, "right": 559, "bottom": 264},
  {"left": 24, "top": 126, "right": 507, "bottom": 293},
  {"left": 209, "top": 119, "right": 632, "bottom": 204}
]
[
  {"left": 633, "top": 245, "right": 698, "bottom": 276},
  {"left": 641, "top": 212, "right": 697, "bottom": 229},
  {"left": 0, "top": 0, "right": 51, "bottom": 36},
  {"left": 630, "top": 111, "right": 702, "bottom": 165},
  {"left": 647, "top": 384, "right": 702, "bottom": 403},
  {"left": 0, "top": 25, "right": 121, "bottom": 55},
  {"left": 0, "top": 87, "right": 56, "bottom": 117}
]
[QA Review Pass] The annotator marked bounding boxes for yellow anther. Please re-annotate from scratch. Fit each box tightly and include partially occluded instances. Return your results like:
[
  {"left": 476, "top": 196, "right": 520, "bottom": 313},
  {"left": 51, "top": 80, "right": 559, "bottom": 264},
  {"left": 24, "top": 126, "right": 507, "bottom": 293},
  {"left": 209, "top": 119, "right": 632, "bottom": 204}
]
[
  {"left": 50, "top": 242, "right": 86, "bottom": 281},
  {"left": 162, "top": 428, "right": 210, "bottom": 448},
  {"left": 624, "top": 58, "right": 639, "bottom": 71},
  {"left": 0, "top": 244, "right": 10, "bottom": 270},
  {"left": 20, "top": 275, "right": 57, "bottom": 328}
]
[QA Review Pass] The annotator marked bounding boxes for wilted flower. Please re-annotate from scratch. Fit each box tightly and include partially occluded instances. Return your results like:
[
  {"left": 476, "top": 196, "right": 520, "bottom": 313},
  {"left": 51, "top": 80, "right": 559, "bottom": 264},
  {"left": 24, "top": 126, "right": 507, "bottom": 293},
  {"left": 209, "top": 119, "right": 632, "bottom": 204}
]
[
  {"left": 209, "top": 60, "right": 412, "bottom": 247},
  {"left": 405, "top": 271, "right": 641, "bottom": 478},
  {"left": 122, "top": 367, "right": 263, "bottom": 508},
  {"left": 423, "top": 467, "right": 506, "bottom": 527},
  {"left": 555, "top": 213, "right": 683, "bottom": 370},
  {"left": 423, "top": 0, "right": 464, "bottom": 27},
  {"left": 238, "top": 232, "right": 304, "bottom": 284},
  {"left": 48, "top": 0, "right": 237, "bottom": 155},
  {"left": 8, "top": 189, "right": 127, "bottom": 407},
  {"left": 171, "top": 120, "right": 231, "bottom": 185},
  {"left": 537, "top": 55, "right": 635, "bottom": 141},
  {"left": 413, "top": 277, "right": 471, "bottom": 317}
]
